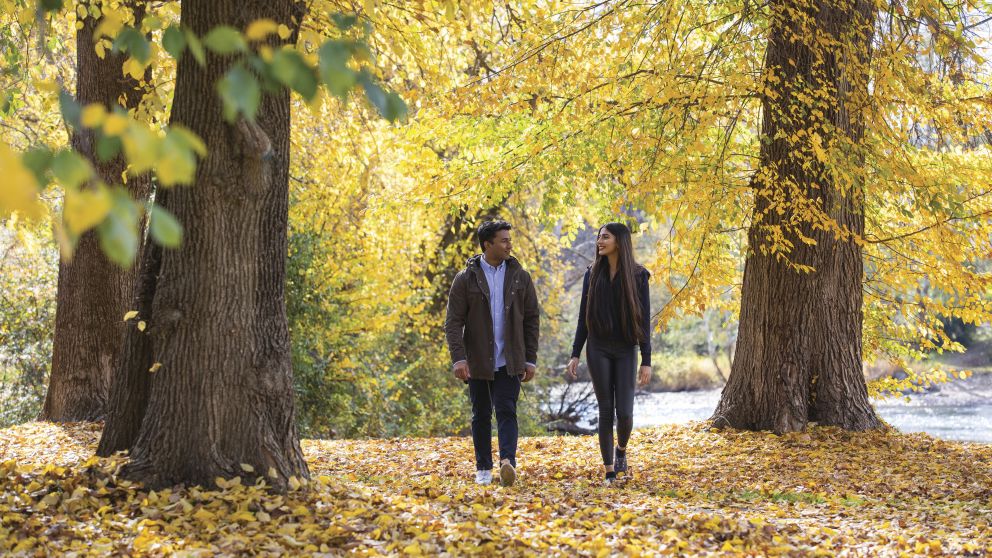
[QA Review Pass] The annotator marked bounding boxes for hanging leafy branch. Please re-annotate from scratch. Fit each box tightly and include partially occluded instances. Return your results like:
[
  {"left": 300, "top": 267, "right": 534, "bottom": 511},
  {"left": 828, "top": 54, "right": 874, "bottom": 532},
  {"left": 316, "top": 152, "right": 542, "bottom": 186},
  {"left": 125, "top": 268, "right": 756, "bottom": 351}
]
[{"left": 0, "top": 1, "right": 407, "bottom": 266}]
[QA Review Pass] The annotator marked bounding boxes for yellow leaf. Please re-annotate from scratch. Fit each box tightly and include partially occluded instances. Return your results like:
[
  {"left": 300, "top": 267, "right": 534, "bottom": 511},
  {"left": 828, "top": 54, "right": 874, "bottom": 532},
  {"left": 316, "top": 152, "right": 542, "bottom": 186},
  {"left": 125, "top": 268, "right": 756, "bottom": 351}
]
[
  {"left": 0, "top": 142, "right": 45, "bottom": 221},
  {"left": 132, "top": 529, "right": 157, "bottom": 552},
  {"left": 192, "top": 507, "right": 216, "bottom": 522},
  {"left": 228, "top": 510, "right": 255, "bottom": 522},
  {"left": 123, "top": 310, "right": 139, "bottom": 321},
  {"left": 63, "top": 183, "right": 112, "bottom": 235},
  {"left": 34, "top": 78, "right": 60, "bottom": 93},
  {"left": 12, "top": 538, "right": 35, "bottom": 553},
  {"left": 156, "top": 148, "right": 195, "bottom": 186},
  {"left": 137, "top": 320, "right": 146, "bottom": 331},
  {"left": 277, "top": 24, "right": 291, "bottom": 40},
  {"left": 245, "top": 19, "right": 279, "bottom": 41},
  {"left": 94, "top": 9, "right": 126, "bottom": 39},
  {"left": 122, "top": 123, "right": 159, "bottom": 173},
  {"left": 122, "top": 57, "right": 146, "bottom": 81},
  {"left": 240, "top": 463, "right": 255, "bottom": 473},
  {"left": 103, "top": 113, "right": 130, "bottom": 136},
  {"left": 81, "top": 104, "right": 108, "bottom": 128},
  {"left": 148, "top": 362, "right": 161, "bottom": 373}
]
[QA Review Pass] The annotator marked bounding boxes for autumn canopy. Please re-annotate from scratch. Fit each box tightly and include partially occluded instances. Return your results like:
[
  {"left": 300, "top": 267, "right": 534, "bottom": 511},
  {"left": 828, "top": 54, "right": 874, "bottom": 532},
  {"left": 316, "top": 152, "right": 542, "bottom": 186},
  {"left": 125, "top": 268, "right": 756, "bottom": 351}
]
[{"left": 1, "top": 0, "right": 991, "bottom": 555}]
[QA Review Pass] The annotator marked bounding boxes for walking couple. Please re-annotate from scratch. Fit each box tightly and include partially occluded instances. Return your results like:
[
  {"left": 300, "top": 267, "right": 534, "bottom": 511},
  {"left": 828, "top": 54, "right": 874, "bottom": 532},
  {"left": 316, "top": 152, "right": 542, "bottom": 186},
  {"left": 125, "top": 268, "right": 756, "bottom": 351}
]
[{"left": 444, "top": 219, "right": 652, "bottom": 486}]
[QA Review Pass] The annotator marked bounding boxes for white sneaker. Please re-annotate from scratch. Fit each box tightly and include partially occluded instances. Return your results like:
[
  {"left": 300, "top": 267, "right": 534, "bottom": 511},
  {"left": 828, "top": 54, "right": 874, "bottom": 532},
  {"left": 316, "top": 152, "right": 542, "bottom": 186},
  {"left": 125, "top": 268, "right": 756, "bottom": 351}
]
[
  {"left": 499, "top": 460, "right": 516, "bottom": 487},
  {"left": 475, "top": 470, "right": 492, "bottom": 485}
]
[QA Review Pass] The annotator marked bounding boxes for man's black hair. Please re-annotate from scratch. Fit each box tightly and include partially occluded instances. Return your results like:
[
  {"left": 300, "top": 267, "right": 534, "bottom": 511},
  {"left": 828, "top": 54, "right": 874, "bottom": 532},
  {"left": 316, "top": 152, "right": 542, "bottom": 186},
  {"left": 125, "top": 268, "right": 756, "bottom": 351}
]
[{"left": 477, "top": 220, "right": 512, "bottom": 251}]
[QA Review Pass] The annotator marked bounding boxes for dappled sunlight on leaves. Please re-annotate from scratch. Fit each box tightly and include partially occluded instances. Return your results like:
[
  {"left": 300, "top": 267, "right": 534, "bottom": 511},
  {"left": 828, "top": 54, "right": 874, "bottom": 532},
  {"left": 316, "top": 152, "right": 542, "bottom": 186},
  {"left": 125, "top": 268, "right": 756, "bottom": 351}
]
[{"left": 1, "top": 421, "right": 990, "bottom": 555}]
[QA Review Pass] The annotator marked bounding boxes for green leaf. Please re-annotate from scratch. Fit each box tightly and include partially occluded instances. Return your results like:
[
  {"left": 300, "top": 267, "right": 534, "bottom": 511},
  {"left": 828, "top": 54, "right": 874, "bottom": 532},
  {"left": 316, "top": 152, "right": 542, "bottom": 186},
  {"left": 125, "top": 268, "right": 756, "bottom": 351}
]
[
  {"left": 248, "top": 56, "right": 280, "bottom": 92},
  {"left": 39, "top": 0, "right": 63, "bottom": 12},
  {"left": 358, "top": 71, "right": 406, "bottom": 121},
  {"left": 97, "top": 189, "right": 140, "bottom": 268},
  {"left": 162, "top": 26, "right": 186, "bottom": 59},
  {"left": 149, "top": 204, "right": 183, "bottom": 248},
  {"left": 96, "top": 135, "right": 122, "bottom": 162},
  {"left": 203, "top": 26, "right": 246, "bottom": 54},
  {"left": 112, "top": 27, "right": 151, "bottom": 64},
  {"left": 21, "top": 147, "right": 53, "bottom": 186},
  {"left": 141, "top": 15, "right": 163, "bottom": 32},
  {"left": 185, "top": 29, "right": 206, "bottom": 66},
  {"left": 216, "top": 65, "right": 260, "bottom": 122},
  {"left": 271, "top": 49, "right": 318, "bottom": 100},
  {"left": 331, "top": 14, "right": 358, "bottom": 31},
  {"left": 318, "top": 41, "right": 356, "bottom": 98},
  {"left": 51, "top": 150, "right": 92, "bottom": 188},
  {"left": 59, "top": 89, "right": 81, "bottom": 129},
  {"left": 382, "top": 91, "right": 407, "bottom": 122}
]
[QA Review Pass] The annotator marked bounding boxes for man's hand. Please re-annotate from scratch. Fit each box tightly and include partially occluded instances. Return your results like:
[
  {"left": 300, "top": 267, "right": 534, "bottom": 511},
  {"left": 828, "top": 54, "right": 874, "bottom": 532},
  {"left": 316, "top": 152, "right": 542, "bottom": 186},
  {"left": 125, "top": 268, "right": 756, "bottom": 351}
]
[
  {"left": 453, "top": 361, "right": 470, "bottom": 381},
  {"left": 565, "top": 357, "right": 579, "bottom": 380},
  {"left": 638, "top": 365, "right": 652, "bottom": 387},
  {"left": 522, "top": 363, "right": 536, "bottom": 382}
]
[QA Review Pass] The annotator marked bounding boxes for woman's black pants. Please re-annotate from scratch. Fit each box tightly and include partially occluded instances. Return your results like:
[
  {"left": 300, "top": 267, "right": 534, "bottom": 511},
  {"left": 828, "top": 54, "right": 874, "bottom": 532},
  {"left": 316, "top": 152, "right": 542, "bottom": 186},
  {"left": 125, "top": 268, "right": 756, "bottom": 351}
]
[{"left": 586, "top": 338, "right": 637, "bottom": 466}]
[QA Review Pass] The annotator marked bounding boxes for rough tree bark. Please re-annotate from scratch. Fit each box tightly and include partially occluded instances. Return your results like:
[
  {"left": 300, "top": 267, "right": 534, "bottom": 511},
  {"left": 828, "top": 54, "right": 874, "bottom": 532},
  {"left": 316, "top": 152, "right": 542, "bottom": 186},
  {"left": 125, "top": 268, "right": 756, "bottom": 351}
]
[
  {"left": 711, "top": 0, "right": 883, "bottom": 433},
  {"left": 40, "top": 4, "right": 151, "bottom": 422},
  {"left": 99, "top": 0, "right": 309, "bottom": 488},
  {"left": 96, "top": 233, "right": 160, "bottom": 455}
]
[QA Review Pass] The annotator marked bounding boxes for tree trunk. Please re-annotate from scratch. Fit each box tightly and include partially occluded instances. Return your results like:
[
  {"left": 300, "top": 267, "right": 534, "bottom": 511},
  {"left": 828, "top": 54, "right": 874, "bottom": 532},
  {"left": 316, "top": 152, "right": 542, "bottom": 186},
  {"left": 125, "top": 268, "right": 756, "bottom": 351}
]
[
  {"left": 711, "top": 0, "right": 882, "bottom": 433},
  {"left": 40, "top": 4, "right": 151, "bottom": 422},
  {"left": 113, "top": 0, "right": 309, "bottom": 489},
  {"left": 96, "top": 234, "right": 160, "bottom": 455}
]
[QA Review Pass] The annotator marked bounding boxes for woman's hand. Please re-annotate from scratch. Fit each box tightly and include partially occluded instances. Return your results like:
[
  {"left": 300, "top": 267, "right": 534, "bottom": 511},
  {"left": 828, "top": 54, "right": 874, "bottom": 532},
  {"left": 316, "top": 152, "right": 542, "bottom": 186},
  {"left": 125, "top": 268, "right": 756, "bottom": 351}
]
[
  {"left": 638, "top": 365, "right": 652, "bottom": 387},
  {"left": 565, "top": 357, "right": 579, "bottom": 380}
]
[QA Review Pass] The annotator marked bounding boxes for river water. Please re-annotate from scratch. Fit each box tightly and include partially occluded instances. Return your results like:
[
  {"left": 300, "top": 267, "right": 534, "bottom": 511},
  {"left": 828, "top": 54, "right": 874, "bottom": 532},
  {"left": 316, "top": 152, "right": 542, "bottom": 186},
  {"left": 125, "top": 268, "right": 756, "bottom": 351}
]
[{"left": 594, "top": 374, "right": 992, "bottom": 443}]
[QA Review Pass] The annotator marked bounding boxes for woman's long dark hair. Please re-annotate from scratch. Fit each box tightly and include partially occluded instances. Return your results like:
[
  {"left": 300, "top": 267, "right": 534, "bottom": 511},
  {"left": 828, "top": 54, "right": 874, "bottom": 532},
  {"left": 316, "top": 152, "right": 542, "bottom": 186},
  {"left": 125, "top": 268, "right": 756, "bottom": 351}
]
[{"left": 586, "top": 222, "right": 644, "bottom": 344}]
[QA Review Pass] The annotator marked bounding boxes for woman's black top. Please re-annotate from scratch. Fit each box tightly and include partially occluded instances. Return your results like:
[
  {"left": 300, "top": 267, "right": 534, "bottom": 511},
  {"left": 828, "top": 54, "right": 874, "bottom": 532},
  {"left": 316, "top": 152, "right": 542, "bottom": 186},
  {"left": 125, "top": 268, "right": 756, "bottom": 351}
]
[{"left": 571, "top": 266, "right": 651, "bottom": 367}]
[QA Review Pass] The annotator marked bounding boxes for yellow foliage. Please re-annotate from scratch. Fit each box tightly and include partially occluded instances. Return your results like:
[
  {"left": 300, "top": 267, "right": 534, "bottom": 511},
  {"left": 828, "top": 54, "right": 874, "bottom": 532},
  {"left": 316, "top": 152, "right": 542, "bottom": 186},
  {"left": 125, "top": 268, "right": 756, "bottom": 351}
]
[
  {"left": 0, "top": 142, "right": 45, "bottom": 221},
  {"left": 80, "top": 104, "right": 107, "bottom": 128},
  {"left": 62, "top": 183, "right": 112, "bottom": 235},
  {"left": 245, "top": 18, "right": 279, "bottom": 41}
]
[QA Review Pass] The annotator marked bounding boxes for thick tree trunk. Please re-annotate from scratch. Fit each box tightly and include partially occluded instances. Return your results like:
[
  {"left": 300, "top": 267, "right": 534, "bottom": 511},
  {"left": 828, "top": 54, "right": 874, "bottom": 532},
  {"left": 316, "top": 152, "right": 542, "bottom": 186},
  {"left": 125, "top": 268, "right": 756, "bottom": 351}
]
[
  {"left": 40, "top": 5, "right": 151, "bottom": 422},
  {"left": 711, "top": 0, "right": 882, "bottom": 433},
  {"left": 96, "top": 235, "right": 160, "bottom": 455},
  {"left": 115, "top": 0, "right": 309, "bottom": 488}
]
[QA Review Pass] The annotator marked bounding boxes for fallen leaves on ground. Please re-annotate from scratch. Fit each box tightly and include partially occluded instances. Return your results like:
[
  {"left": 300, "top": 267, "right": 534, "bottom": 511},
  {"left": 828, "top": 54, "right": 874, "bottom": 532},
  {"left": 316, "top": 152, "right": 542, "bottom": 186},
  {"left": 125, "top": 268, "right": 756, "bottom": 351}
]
[{"left": 1, "top": 421, "right": 990, "bottom": 556}]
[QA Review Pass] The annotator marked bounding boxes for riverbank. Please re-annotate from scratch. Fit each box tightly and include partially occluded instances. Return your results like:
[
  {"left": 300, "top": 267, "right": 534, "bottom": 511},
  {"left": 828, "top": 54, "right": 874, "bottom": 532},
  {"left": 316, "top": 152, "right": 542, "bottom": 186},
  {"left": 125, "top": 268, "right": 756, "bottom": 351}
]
[
  {"left": 2, "top": 421, "right": 990, "bottom": 555},
  {"left": 633, "top": 371, "right": 992, "bottom": 443}
]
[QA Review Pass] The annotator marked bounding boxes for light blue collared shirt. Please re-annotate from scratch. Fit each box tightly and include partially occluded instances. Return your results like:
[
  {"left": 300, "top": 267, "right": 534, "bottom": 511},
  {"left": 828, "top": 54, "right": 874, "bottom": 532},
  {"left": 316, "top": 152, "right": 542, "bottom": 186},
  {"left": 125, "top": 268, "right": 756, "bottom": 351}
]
[{"left": 480, "top": 257, "right": 507, "bottom": 371}]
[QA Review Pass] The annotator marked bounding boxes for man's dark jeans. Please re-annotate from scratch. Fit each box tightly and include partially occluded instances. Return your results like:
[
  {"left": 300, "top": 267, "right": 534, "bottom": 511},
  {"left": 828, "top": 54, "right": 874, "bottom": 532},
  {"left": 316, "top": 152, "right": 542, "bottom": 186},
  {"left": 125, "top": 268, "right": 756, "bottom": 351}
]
[{"left": 468, "top": 366, "right": 520, "bottom": 471}]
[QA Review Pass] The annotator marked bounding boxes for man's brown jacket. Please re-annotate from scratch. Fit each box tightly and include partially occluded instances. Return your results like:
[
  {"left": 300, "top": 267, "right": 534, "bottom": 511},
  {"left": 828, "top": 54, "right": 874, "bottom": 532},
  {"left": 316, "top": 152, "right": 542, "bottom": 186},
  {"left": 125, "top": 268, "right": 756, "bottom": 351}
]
[{"left": 444, "top": 255, "right": 539, "bottom": 381}]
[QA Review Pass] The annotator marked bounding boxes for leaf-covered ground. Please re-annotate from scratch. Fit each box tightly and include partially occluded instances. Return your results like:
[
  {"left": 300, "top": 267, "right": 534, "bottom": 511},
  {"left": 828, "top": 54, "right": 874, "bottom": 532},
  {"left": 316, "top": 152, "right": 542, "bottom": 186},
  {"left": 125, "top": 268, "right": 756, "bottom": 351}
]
[{"left": 2, "top": 422, "right": 990, "bottom": 556}]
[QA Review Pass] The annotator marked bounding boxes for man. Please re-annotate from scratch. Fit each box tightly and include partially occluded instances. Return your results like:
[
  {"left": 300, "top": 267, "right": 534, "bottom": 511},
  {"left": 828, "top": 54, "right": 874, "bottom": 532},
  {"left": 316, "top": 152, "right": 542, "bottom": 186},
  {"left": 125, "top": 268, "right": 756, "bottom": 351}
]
[{"left": 445, "top": 220, "right": 540, "bottom": 486}]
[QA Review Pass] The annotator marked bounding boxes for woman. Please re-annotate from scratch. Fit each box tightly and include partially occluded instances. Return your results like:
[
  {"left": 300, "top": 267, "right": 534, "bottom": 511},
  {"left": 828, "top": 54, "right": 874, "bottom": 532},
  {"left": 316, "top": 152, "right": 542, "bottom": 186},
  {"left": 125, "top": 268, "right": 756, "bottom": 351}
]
[{"left": 566, "top": 222, "right": 651, "bottom": 484}]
